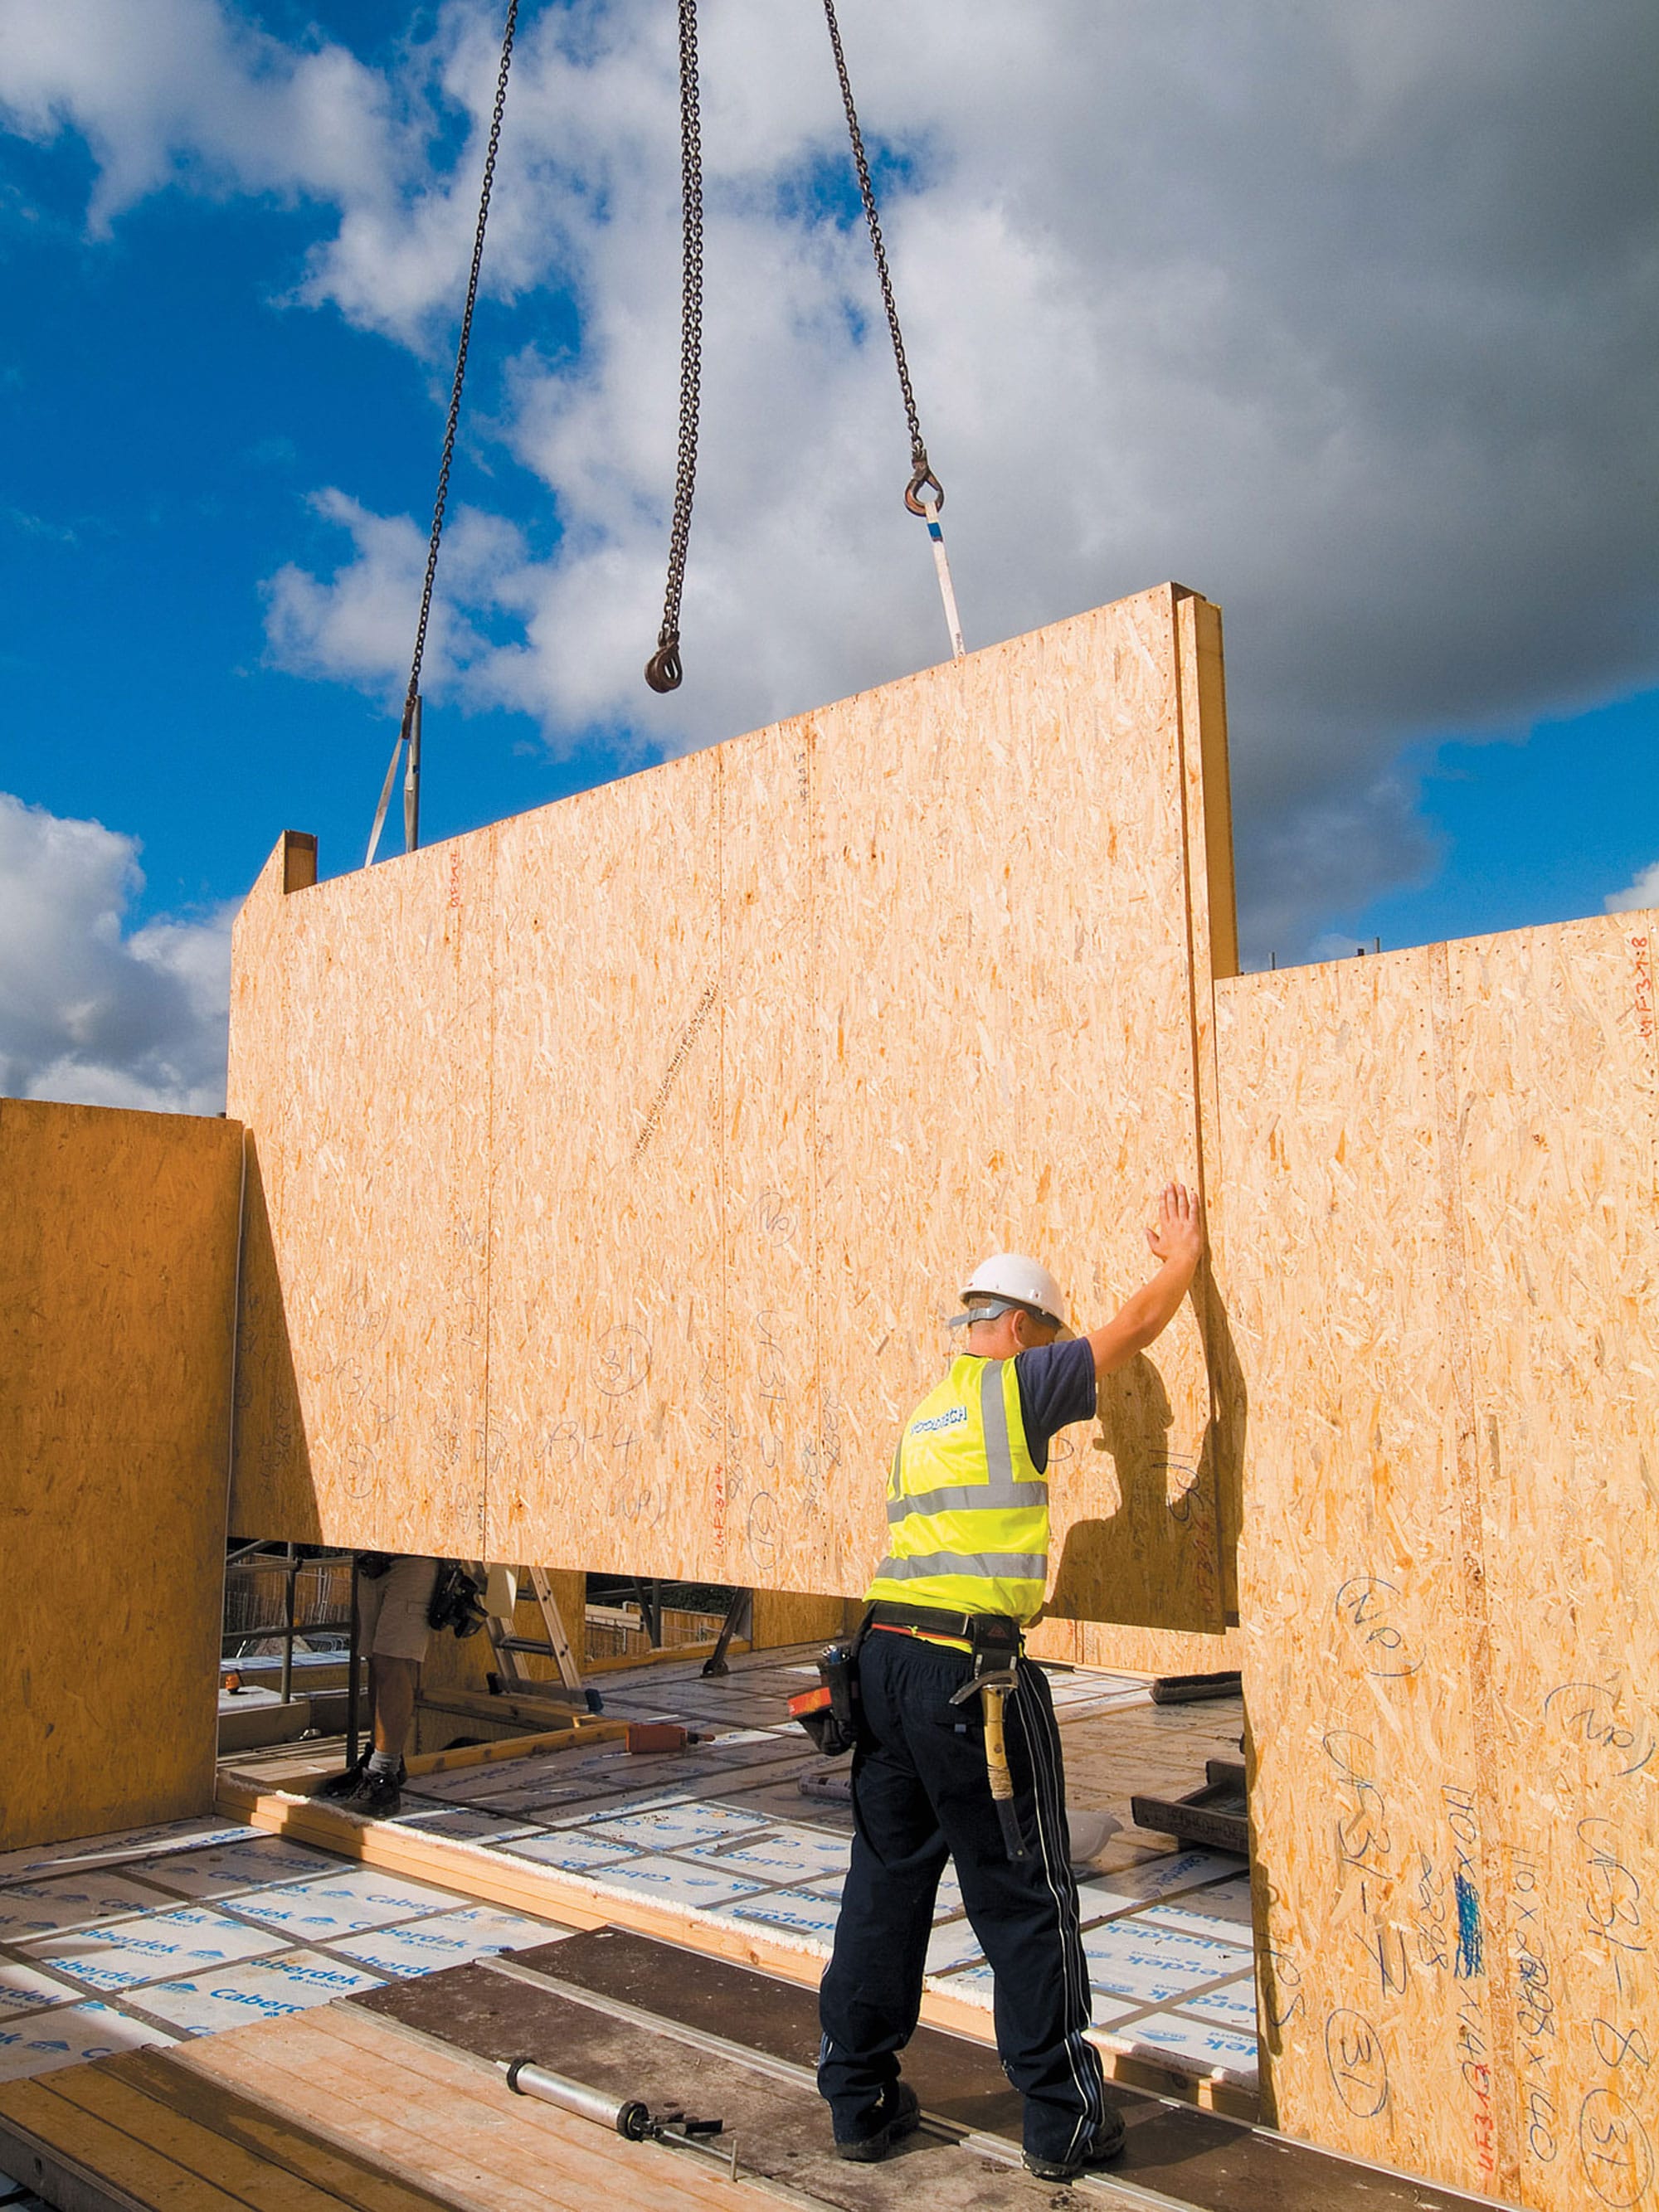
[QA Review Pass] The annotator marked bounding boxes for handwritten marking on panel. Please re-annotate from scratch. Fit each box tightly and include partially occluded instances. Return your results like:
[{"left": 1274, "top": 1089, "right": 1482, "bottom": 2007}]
[{"left": 1326, "top": 2008, "right": 1389, "bottom": 2117}]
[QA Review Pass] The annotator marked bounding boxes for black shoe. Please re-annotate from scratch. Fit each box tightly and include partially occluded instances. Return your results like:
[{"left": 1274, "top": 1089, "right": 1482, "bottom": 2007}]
[
  {"left": 834, "top": 2082, "right": 921, "bottom": 2164},
  {"left": 315, "top": 1757, "right": 404, "bottom": 1806},
  {"left": 314, "top": 1756, "right": 372, "bottom": 1801},
  {"left": 339, "top": 1767, "right": 404, "bottom": 1817},
  {"left": 1022, "top": 2109, "right": 1126, "bottom": 2180}
]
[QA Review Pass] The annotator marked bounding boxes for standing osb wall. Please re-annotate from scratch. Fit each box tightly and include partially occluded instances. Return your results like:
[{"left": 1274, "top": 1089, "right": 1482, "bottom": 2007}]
[
  {"left": 229, "top": 585, "right": 1237, "bottom": 1642},
  {"left": 1224, "top": 913, "right": 1659, "bottom": 2212},
  {"left": 0, "top": 1101, "right": 244, "bottom": 1850}
]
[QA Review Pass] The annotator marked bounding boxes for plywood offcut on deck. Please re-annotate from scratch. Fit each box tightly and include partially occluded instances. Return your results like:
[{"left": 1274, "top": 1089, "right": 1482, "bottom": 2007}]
[
  {"left": 228, "top": 585, "right": 1236, "bottom": 1631},
  {"left": 0, "top": 2008, "right": 778, "bottom": 2212},
  {"left": 0, "top": 1100, "right": 244, "bottom": 1851},
  {"left": 1225, "top": 914, "right": 1659, "bottom": 2212}
]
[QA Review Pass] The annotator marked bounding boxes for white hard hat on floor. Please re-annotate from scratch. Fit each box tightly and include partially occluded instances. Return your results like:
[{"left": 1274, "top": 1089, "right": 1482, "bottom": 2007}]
[{"left": 950, "top": 1252, "right": 1073, "bottom": 1337}]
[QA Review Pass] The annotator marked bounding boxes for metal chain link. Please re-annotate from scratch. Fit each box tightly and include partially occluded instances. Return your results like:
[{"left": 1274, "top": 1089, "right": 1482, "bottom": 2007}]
[
  {"left": 821, "top": 0, "right": 941, "bottom": 516},
  {"left": 645, "top": 0, "right": 703, "bottom": 694},
  {"left": 404, "top": 0, "right": 520, "bottom": 719}
]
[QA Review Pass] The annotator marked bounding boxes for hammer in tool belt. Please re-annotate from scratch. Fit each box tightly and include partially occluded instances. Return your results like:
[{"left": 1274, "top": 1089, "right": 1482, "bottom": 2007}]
[{"left": 951, "top": 1617, "right": 1028, "bottom": 1860}]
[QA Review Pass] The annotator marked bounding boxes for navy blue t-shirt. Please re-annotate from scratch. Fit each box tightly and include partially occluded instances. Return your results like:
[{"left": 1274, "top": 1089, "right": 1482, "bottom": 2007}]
[{"left": 1010, "top": 1338, "right": 1097, "bottom": 1471}]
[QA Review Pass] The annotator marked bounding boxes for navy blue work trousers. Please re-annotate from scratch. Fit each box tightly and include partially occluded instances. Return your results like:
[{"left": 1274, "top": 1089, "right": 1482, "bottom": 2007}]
[{"left": 817, "top": 1629, "right": 1107, "bottom": 2163}]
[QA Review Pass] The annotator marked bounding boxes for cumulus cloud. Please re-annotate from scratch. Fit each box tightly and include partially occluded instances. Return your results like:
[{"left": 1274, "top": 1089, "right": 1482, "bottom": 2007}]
[
  {"left": 0, "top": 794, "right": 234, "bottom": 1114},
  {"left": 0, "top": 0, "right": 398, "bottom": 233},
  {"left": 1606, "top": 861, "right": 1659, "bottom": 916},
  {"left": 6, "top": 0, "right": 1657, "bottom": 962}
]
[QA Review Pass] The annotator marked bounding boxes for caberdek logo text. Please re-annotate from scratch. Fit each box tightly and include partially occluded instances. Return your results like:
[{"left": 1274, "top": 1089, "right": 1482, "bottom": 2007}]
[{"left": 909, "top": 1406, "right": 970, "bottom": 1437}]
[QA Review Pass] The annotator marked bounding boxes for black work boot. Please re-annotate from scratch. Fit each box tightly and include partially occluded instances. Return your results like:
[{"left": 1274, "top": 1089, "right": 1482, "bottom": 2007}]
[
  {"left": 314, "top": 1753, "right": 372, "bottom": 1800},
  {"left": 342, "top": 1765, "right": 404, "bottom": 1817},
  {"left": 1022, "top": 2105, "right": 1127, "bottom": 2180},
  {"left": 315, "top": 1753, "right": 404, "bottom": 1802},
  {"left": 835, "top": 2082, "right": 921, "bottom": 2163}
]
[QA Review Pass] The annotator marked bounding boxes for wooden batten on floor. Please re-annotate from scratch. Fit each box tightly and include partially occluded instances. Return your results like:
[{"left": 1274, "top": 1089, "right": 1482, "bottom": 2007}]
[
  {"left": 214, "top": 1774, "right": 1257, "bottom": 2122},
  {"left": 403, "top": 1720, "right": 626, "bottom": 1777},
  {"left": 0, "top": 2008, "right": 778, "bottom": 2212}
]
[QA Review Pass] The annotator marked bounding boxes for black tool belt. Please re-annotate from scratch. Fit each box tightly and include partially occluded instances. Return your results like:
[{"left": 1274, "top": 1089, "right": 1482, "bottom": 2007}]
[
  {"left": 871, "top": 1610, "right": 1013, "bottom": 1646},
  {"left": 789, "top": 1610, "right": 876, "bottom": 1755},
  {"left": 869, "top": 1601, "right": 1022, "bottom": 1653}
]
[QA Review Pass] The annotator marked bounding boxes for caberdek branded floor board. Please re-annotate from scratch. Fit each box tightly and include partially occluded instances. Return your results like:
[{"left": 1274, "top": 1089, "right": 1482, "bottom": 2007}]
[
  {"left": 353, "top": 1928, "right": 1501, "bottom": 2212},
  {"left": 0, "top": 1931, "right": 1505, "bottom": 2212},
  {"left": 352, "top": 1956, "right": 1036, "bottom": 2212},
  {"left": 12, "top": 2003, "right": 778, "bottom": 2212},
  {"left": 216, "top": 1646, "right": 1262, "bottom": 2112}
]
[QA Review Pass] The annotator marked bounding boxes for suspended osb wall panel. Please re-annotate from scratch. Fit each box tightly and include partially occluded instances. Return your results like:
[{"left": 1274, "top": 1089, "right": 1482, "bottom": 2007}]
[
  {"left": 232, "top": 829, "right": 495, "bottom": 1553},
  {"left": 0, "top": 1100, "right": 243, "bottom": 1850},
  {"left": 1227, "top": 913, "right": 1659, "bottom": 2212},
  {"left": 230, "top": 585, "right": 1234, "bottom": 1631}
]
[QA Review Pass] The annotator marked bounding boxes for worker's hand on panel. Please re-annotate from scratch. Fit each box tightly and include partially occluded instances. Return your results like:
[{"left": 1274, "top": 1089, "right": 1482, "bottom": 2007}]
[
  {"left": 1145, "top": 1181, "right": 1203, "bottom": 1270},
  {"left": 1084, "top": 1181, "right": 1204, "bottom": 1378}
]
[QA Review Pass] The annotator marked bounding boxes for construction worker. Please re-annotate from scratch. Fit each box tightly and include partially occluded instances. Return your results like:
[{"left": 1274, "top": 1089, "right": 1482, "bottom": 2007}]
[
  {"left": 315, "top": 1552, "right": 439, "bottom": 1815},
  {"left": 817, "top": 1184, "right": 1204, "bottom": 2180}
]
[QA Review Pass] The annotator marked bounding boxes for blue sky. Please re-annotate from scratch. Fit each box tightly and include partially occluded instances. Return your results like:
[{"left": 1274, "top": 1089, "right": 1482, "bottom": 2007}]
[
  {"left": 2, "top": 0, "right": 1656, "bottom": 1106},
  {"left": 1333, "top": 696, "right": 1659, "bottom": 960},
  {"left": 2, "top": 105, "right": 605, "bottom": 916}
]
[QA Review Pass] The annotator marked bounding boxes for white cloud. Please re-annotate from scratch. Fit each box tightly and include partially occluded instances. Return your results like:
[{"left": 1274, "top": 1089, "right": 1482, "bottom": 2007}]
[
  {"left": 5, "top": 0, "right": 1657, "bottom": 962},
  {"left": 0, "top": 0, "right": 398, "bottom": 233},
  {"left": 1605, "top": 862, "right": 1659, "bottom": 916},
  {"left": 0, "top": 794, "right": 234, "bottom": 1114}
]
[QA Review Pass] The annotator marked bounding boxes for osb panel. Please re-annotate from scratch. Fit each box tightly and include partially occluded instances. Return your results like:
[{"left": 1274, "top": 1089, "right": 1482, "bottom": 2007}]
[
  {"left": 230, "top": 835, "right": 310, "bottom": 1537},
  {"left": 485, "top": 751, "right": 721, "bottom": 1573},
  {"left": 715, "top": 721, "right": 827, "bottom": 1587},
  {"left": 0, "top": 1101, "right": 242, "bottom": 1849},
  {"left": 1228, "top": 916, "right": 1659, "bottom": 2212},
  {"left": 1447, "top": 916, "right": 1659, "bottom": 2212},
  {"left": 750, "top": 1591, "right": 859, "bottom": 1649},
  {"left": 1175, "top": 594, "right": 1244, "bottom": 1622},
  {"left": 1026, "top": 1618, "right": 1241, "bottom": 1675},
  {"left": 228, "top": 829, "right": 495, "bottom": 1553},
  {"left": 810, "top": 589, "right": 1217, "bottom": 1627},
  {"left": 229, "top": 586, "right": 1228, "bottom": 1630},
  {"left": 1223, "top": 952, "right": 1489, "bottom": 2187}
]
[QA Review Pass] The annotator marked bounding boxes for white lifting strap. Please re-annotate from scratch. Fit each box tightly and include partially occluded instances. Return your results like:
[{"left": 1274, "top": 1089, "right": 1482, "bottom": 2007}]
[{"left": 919, "top": 492, "right": 966, "bottom": 661}]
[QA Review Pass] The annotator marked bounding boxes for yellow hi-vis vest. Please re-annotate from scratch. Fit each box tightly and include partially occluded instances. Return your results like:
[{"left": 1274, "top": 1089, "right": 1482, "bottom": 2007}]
[{"left": 864, "top": 1354, "right": 1050, "bottom": 1624}]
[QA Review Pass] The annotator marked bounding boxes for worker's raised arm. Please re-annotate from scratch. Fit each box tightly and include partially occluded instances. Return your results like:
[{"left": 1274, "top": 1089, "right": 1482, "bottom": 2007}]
[{"left": 1082, "top": 1183, "right": 1204, "bottom": 1381}]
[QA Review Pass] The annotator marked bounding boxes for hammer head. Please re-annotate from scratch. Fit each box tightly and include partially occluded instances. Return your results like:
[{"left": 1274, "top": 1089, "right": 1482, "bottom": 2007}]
[{"left": 949, "top": 1665, "right": 1019, "bottom": 1707}]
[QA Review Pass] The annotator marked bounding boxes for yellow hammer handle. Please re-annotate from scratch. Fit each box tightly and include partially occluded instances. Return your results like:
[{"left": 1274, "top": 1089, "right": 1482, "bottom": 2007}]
[{"left": 984, "top": 1684, "right": 1014, "bottom": 1801}]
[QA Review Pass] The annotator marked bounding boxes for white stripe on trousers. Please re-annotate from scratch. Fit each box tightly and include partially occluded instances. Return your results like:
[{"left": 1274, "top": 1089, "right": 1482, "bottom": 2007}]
[{"left": 1013, "top": 1660, "right": 1106, "bottom": 2157}]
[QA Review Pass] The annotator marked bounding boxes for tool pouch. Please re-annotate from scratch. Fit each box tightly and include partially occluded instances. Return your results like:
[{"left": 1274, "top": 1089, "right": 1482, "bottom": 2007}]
[
  {"left": 426, "top": 1561, "right": 489, "bottom": 1639},
  {"left": 788, "top": 1636, "right": 864, "bottom": 1755},
  {"left": 968, "top": 1614, "right": 1022, "bottom": 1674}
]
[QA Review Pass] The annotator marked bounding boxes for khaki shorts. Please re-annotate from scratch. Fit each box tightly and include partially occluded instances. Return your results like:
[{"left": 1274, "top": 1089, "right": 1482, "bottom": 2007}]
[{"left": 357, "top": 1555, "right": 439, "bottom": 1663}]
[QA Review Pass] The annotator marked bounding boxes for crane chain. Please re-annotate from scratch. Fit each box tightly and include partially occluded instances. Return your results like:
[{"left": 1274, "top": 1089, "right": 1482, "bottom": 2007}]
[
  {"left": 406, "top": 0, "right": 519, "bottom": 722},
  {"left": 820, "top": 0, "right": 941, "bottom": 516},
  {"left": 369, "top": 0, "right": 518, "bottom": 866},
  {"left": 645, "top": 0, "right": 703, "bottom": 694}
]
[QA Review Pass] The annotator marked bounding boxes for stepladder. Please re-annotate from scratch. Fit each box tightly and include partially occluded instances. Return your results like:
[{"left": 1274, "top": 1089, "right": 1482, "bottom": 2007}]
[{"left": 468, "top": 1564, "right": 598, "bottom": 1709}]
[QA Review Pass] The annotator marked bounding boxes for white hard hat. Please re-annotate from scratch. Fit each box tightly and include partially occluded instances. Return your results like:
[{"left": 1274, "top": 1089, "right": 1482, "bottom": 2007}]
[{"left": 950, "top": 1252, "right": 1072, "bottom": 1336}]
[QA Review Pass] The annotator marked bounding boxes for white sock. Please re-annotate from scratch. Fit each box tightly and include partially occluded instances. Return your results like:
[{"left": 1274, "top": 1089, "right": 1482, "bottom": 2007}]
[{"left": 365, "top": 1749, "right": 401, "bottom": 1779}]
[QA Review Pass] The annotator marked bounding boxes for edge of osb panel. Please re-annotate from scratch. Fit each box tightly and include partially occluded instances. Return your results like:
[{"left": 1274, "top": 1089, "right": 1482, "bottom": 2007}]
[{"left": 1174, "top": 590, "right": 1242, "bottom": 1628}]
